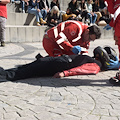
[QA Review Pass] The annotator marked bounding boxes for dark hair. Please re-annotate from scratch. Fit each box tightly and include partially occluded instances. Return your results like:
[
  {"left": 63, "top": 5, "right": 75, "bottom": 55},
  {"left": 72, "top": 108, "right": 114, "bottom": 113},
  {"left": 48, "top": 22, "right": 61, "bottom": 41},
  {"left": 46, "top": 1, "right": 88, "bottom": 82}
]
[{"left": 88, "top": 25, "right": 101, "bottom": 39}]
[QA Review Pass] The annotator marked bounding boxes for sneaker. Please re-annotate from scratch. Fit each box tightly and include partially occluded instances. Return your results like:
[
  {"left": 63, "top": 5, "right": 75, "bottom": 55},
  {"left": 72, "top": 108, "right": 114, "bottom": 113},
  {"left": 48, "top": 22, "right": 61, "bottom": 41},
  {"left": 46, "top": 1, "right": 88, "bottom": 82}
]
[
  {"left": 22, "top": 10, "right": 25, "bottom": 13},
  {"left": 1, "top": 41, "right": 5, "bottom": 47},
  {"left": 109, "top": 72, "right": 120, "bottom": 85},
  {"left": 37, "top": 22, "right": 41, "bottom": 26}
]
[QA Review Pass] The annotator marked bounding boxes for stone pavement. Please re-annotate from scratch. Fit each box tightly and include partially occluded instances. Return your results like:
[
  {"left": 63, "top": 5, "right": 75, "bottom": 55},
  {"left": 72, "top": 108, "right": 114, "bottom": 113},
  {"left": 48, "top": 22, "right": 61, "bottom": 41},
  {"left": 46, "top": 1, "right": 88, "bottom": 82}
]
[{"left": 0, "top": 39, "right": 120, "bottom": 120}]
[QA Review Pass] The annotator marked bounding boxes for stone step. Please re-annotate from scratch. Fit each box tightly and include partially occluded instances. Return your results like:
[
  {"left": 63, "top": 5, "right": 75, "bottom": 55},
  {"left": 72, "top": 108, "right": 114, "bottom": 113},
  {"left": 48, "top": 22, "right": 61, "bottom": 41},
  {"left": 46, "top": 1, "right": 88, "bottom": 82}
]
[
  {"left": 5, "top": 25, "right": 113, "bottom": 43},
  {"left": 6, "top": 25, "right": 48, "bottom": 42},
  {"left": 7, "top": 12, "right": 36, "bottom": 26}
]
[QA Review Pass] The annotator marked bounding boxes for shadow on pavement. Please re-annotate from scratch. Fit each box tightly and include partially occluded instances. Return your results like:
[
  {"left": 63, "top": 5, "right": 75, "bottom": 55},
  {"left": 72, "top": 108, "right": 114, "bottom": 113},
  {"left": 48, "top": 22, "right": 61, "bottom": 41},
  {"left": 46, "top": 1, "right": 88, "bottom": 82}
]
[{"left": 9, "top": 77, "right": 116, "bottom": 87}]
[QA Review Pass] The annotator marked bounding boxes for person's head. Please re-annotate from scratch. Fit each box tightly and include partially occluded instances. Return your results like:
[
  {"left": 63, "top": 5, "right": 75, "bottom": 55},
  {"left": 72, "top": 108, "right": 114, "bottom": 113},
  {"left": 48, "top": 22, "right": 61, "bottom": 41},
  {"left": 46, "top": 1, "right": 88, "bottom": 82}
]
[
  {"left": 51, "top": 6, "right": 60, "bottom": 16},
  {"left": 83, "top": 25, "right": 101, "bottom": 42},
  {"left": 94, "top": 0, "right": 99, "bottom": 6},
  {"left": 66, "top": 7, "right": 72, "bottom": 14},
  {"left": 72, "top": 0, "right": 77, "bottom": 4},
  {"left": 81, "top": 0, "right": 85, "bottom": 3}
]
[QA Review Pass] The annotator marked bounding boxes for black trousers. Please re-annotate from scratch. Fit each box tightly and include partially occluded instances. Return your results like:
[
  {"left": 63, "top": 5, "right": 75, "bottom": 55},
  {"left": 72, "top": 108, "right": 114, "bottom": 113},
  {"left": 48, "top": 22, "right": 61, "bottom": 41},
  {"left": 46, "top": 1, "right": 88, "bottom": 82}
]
[{"left": 0, "top": 55, "right": 101, "bottom": 81}]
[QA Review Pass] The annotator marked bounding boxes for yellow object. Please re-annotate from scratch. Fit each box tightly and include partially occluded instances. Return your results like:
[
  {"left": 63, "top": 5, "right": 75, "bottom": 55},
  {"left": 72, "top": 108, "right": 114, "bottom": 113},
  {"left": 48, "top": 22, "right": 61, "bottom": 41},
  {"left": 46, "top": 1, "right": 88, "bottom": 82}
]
[{"left": 40, "top": 18, "right": 47, "bottom": 24}]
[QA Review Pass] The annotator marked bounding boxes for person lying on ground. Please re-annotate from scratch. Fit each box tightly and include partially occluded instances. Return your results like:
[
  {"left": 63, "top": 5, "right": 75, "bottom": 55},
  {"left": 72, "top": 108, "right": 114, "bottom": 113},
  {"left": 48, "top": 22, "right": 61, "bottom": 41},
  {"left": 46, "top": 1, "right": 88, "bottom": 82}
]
[{"left": 0, "top": 46, "right": 118, "bottom": 81}]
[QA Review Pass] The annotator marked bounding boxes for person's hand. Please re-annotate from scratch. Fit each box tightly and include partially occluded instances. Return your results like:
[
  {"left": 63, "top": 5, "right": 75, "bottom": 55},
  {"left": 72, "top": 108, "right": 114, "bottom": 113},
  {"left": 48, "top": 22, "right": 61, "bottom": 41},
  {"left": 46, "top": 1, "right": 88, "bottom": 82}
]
[
  {"left": 103, "top": 24, "right": 112, "bottom": 30},
  {"left": 37, "top": 9, "right": 40, "bottom": 12},
  {"left": 53, "top": 72, "right": 65, "bottom": 78},
  {"left": 72, "top": 46, "right": 81, "bottom": 54},
  {"left": 107, "top": 56, "right": 120, "bottom": 69}
]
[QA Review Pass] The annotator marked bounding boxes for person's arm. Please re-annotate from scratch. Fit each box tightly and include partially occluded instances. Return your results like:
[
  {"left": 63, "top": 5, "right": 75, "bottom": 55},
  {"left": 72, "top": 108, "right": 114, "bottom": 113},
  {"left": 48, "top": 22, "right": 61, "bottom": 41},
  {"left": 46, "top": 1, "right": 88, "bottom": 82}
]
[
  {"left": 0, "top": 0, "right": 10, "bottom": 4},
  {"left": 53, "top": 63, "right": 100, "bottom": 78}
]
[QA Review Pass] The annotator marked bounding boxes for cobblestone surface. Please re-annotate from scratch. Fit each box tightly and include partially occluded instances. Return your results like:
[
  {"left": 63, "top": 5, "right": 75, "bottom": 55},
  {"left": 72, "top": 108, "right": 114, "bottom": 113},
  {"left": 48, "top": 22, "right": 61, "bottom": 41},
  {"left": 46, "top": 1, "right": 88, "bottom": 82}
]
[{"left": 0, "top": 39, "right": 120, "bottom": 120}]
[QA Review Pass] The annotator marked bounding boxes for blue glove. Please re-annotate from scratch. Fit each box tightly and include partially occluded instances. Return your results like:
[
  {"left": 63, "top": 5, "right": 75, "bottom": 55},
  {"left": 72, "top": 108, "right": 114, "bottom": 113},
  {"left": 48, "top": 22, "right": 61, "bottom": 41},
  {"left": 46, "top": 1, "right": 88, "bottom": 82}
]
[
  {"left": 107, "top": 56, "right": 120, "bottom": 69},
  {"left": 103, "top": 24, "right": 112, "bottom": 30},
  {"left": 72, "top": 46, "right": 81, "bottom": 54}
]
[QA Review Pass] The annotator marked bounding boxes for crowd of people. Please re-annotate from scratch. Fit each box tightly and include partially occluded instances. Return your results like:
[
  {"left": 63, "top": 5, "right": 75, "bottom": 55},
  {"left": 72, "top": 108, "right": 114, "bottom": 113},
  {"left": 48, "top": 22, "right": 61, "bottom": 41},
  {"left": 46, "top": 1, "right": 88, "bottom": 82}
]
[{"left": 9, "top": 0, "right": 111, "bottom": 27}]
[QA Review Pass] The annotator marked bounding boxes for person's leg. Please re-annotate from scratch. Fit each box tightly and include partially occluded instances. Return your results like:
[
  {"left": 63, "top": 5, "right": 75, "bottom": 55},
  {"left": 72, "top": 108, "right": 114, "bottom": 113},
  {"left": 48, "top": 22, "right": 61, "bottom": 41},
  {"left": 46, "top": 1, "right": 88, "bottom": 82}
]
[
  {"left": 0, "top": 17, "right": 6, "bottom": 47},
  {"left": 21, "top": 0, "right": 25, "bottom": 13},
  {"left": 40, "top": 9, "right": 47, "bottom": 20},
  {"left": 43, "top": 36, "right": 64, "bottom": 57},
  {"left": 39, "top": 9, "right": 47, "bottom": 24},
  {"left": 92, "top": 13, "right": 97, "bottom": 24},
  {"left": 28, "top": 7, "right": 40, "bottom": 25},
  {"left": 87, "top": 13, "right": 92, "bottom": 24}
]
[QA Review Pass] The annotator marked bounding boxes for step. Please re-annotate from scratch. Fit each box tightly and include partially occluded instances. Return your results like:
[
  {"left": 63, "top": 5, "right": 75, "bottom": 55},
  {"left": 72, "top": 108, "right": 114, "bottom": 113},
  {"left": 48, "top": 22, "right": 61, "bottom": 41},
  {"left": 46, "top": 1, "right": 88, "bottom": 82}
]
[
  {"left": 5, "top": 25, "right": 113, "bottom": 43},
  {"left": 6, "top": 25, "right": 48, "bottom": 42},
  {"left": 7, "top": 12, "right": 36, "bottom": 26}
]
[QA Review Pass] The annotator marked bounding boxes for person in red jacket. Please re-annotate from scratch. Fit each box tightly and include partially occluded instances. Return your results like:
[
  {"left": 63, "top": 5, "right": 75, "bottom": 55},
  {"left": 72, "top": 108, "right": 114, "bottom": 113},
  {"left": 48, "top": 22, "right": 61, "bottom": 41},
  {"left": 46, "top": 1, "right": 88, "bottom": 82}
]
[
  {"left": 0, "top": 54, "right": 101, "bottom": 81},
  {"left": 103, "top": 0, "right": 120, "bottom": 85},
  {"left": 43, "top": 20, "right": 101, "bottom": 57},
  {"left": 0, "top": 0, "right": 10, "bottom": 47}
]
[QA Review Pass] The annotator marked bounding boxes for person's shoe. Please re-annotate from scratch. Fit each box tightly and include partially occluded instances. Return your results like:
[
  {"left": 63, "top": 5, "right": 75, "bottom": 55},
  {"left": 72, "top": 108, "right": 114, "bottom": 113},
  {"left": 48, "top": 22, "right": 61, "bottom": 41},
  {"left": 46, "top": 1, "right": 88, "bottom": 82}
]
[
  {"left": 1, "top": 41, "right": 5, "bottom": 47},
  {"left": 37, "top": 22, "right": 41, "bottom": 26},
  {"left": 40, "top": 18, "right": 47, "bottom": 24},
  {"left": 22, "top": 10, "right": 25, "bottom": 13},
  {"left": 109, "top": 72, "right": 120, "bottom": 85}
]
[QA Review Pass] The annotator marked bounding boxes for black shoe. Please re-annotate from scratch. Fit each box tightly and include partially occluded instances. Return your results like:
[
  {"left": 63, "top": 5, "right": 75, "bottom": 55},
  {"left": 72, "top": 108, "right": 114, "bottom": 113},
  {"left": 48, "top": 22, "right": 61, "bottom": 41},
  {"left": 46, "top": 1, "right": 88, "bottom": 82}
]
[{"left": 1, "top": 41, "right": 5, "bottom": 47}]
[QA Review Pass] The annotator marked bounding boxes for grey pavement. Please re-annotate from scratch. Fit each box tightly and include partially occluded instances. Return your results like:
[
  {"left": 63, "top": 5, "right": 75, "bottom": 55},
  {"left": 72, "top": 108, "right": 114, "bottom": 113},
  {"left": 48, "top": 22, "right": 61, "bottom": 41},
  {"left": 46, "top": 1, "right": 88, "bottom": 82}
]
[{"left": 0, "top": 38, "right": 120, "bottom": 120}]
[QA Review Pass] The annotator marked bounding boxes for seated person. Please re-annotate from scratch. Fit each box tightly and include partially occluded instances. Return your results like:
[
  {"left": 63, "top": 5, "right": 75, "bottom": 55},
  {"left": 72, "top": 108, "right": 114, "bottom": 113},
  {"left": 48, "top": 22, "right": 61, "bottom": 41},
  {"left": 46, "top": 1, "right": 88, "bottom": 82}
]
[
  {"left": 86, "top": 0, "right": 97, "bottom": 25},
  {"left": 0, "top": 46, "right": 118, "bottom": 81},
  {"left": 62, "top": 7, "right": 77, "bottom": 22},
  {"left": 47, "top": 6, "right": 61, "bottom": 27}
]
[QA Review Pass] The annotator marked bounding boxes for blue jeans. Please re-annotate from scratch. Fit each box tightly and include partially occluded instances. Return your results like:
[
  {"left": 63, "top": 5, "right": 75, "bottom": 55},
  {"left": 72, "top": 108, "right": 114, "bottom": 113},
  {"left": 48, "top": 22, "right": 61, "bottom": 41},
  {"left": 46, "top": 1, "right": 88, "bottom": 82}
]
[
  {"left": 40, "top": 9, "right": 47, "bottom": 20},
  {"left": 28, "top": 7, "right": 43, "bottom": 22},
  {"left": 87, "top": 13, "right": 97, "bottom": 24}
]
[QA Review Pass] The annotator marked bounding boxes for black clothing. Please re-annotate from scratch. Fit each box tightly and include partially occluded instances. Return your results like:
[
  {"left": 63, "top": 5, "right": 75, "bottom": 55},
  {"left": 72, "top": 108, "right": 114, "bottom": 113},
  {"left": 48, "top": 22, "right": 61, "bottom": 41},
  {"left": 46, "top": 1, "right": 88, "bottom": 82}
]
[
  {"left": 92, "top": 3, "right": 99, "bottom": 12},
  {"left": 50, "top": 1, "right": 60, "bottom": 10},
  {"left": 47, "top": 12, "right": 61, "bottom": 27},
  {"left": 39, "top": 0, "right": 49, "bottom": 10},
  {"left": 28, "top": 0, "right": 39, "bottom": 8},
  {"left": 0, "top": 55, "right": 101, "bottom": 81}
]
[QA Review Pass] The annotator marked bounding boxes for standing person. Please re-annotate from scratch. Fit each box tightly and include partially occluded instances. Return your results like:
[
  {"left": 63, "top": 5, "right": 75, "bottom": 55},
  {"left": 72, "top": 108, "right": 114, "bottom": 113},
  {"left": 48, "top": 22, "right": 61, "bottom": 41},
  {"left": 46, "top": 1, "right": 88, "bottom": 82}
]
[
  {"left": 103, "top": 0, "right": 120, "bottom": 85},
  {"left": 0, "top": 0, "right": 10, "bottom": 47},
  {"left": 43, "top": 20, "right": 101, "bottom": 57}
]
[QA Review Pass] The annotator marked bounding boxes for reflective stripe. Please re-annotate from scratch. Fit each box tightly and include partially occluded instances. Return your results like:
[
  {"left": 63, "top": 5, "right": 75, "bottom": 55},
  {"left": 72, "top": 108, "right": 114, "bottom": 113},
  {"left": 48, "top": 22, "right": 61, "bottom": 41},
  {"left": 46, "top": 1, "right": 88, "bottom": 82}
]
[
  {"left": 54, "top": 27, "right": 58, "bottom": 38},
  {"left": 56, "top": 38, "right": 65, "bottom": 44},
  {"left": 61, "top": 22, "right": 65, "bottom": 31},
  {"left": 114, "top": 4, "right": 120, "bottom": 9},
  {"left": 82, "top": 53, "right": 88, "bottom": 55},
  {"left": 59, "top": 32, "right": 67, "bottom": 40},
  {"left": 59, "top": 45, "right": 64, "bottom": 49},
  {"left": 114, "top": 6, "right": 120, "bottom": 21}
]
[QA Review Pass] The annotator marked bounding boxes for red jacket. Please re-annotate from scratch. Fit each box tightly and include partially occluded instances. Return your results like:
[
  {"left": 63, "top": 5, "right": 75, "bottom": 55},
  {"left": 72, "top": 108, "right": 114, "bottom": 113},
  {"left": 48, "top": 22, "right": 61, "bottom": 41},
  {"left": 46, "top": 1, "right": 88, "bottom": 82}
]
[
  {"left": 105, "top": 0, "right": 120, "bottom": 37},
  {"left": 63, "top": 63, "right": 100, "bottom": 77},
  {"left": 47, "top": 20, "right": 89, "bottom": 53},
  {"left": 0, "top": 4, "right": 7, "bottom": 18}
]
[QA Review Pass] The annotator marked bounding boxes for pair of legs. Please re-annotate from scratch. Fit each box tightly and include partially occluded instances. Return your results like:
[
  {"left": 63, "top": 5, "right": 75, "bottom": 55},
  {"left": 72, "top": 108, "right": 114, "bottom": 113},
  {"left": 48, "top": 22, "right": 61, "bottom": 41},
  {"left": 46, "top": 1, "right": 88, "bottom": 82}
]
[
  {"left": 0, "top": 17, "right": 6, "bottom": 47},
  {"left": 87, "top": 12, "right": 97, "bottom": 24},
  {"left": 28, "top": 6, "right": 47, "bottom": 25}
]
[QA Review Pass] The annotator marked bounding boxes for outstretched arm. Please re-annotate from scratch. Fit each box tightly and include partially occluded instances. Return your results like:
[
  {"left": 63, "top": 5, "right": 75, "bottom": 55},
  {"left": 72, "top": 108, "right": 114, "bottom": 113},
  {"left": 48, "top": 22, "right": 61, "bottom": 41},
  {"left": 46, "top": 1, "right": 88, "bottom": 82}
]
[{"left": 53, "top": 63, "right": 100, "bottom": 78}]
